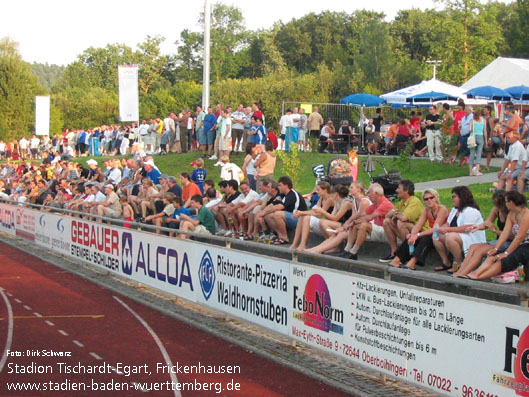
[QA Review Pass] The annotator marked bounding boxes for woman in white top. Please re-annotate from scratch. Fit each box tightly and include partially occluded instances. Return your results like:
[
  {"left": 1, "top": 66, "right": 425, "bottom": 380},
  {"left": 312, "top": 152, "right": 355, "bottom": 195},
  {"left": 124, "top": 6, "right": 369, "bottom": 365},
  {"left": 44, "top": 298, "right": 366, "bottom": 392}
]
[
  {"left": 433, "top": 186, "right": 486, "bottom": 272},
  {"left": 241, "top": 143, "right": 258, "bottom": 191}
]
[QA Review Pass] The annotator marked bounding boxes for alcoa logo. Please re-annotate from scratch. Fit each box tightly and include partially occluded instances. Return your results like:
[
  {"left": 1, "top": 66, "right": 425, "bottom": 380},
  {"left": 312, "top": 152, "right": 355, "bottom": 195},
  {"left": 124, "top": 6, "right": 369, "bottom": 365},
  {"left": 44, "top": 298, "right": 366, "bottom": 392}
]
[
  {"left": 121, "top": 232, "right": 133, "bottom": 275},
  {"left": 198, "top": 251, "right": 215, "bottom": 300}
]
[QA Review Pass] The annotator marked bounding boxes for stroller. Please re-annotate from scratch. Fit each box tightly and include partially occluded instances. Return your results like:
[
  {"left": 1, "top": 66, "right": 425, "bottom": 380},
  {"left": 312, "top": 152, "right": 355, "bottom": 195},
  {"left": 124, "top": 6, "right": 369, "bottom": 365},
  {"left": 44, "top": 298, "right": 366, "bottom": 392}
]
[{"left": 363, "top": 156, "right": 401, "bottom": 200}]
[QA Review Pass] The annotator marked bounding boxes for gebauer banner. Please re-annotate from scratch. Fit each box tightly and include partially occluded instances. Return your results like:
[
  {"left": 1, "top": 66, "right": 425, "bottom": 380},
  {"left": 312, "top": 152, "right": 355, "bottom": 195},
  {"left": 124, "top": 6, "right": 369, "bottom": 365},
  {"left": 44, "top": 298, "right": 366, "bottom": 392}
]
[
  {"left": 3, "top": 204, "right": 526, "bottom": 396},
  {"left": 118, "top": 65, "right": 139, "bottom": 122}
]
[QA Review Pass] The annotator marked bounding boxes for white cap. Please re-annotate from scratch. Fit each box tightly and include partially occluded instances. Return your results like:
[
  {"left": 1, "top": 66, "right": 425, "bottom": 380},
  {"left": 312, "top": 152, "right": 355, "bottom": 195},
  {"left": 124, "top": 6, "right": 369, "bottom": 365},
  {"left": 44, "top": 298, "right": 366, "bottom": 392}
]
[
  {"left": 144, "top": 160, "right": 155, "bottom": 167},
  {"left": 87, "top": 159, "right": 98, "bottom": 166}
]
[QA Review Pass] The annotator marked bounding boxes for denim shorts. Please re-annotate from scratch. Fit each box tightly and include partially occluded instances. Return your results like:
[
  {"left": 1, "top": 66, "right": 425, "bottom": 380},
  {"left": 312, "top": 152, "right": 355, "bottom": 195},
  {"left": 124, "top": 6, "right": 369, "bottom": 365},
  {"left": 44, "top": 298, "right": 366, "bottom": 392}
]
[{"left": 284, "top": 211, "right": 299, "bottom": 230}]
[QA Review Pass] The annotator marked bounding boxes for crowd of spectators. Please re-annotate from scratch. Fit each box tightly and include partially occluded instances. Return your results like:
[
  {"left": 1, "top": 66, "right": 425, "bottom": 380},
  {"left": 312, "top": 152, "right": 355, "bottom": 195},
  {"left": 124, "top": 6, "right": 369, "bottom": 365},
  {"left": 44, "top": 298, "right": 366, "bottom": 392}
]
[{"left": 1, "top": 102, "right": 529, "bottom": 283}]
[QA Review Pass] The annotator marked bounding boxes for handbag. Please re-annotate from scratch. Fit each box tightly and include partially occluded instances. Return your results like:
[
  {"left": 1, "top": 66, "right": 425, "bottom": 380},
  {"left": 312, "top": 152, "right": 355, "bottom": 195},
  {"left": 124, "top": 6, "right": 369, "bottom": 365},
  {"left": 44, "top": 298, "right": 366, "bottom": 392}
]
[{"left": 467, "top": 132, "right": 476, "bottom": 148}]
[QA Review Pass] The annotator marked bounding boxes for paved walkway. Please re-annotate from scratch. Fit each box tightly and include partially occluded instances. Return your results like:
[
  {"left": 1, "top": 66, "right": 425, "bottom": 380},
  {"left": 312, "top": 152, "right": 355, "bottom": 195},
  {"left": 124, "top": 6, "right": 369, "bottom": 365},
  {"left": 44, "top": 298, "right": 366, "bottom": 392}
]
[{"left": 415, "top": 157, "right": 502, "bottom": 191}]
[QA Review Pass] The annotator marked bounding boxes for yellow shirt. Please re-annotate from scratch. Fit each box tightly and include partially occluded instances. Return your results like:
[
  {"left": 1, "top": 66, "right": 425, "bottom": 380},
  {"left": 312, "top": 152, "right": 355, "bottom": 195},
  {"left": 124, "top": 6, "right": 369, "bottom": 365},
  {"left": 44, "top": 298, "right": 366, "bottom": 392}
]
[
  {"left": 156, "top": 120, "right": 164, "bottom": 134},
  {"left": 396, "top": 196, "right": 426, "bottom": 228}
]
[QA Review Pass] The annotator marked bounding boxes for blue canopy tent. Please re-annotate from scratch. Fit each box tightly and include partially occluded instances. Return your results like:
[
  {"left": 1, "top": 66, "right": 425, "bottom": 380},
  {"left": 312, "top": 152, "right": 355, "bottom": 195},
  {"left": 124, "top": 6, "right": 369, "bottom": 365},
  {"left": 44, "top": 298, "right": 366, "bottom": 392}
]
[
  {"left": 406, "top": 91, "right": 459, "bottom": 104},
  {"left": 339, "top": 93, "right": 386, "bottom": 107},
  {"left": 464, "top": 86, "right": 513, "bottom": 101},
  {"left": 339, "top": 93, "right": 386, "bottom": 150},
  {"left": 505, "top": 85, "right": 529, "bottom": 100}
]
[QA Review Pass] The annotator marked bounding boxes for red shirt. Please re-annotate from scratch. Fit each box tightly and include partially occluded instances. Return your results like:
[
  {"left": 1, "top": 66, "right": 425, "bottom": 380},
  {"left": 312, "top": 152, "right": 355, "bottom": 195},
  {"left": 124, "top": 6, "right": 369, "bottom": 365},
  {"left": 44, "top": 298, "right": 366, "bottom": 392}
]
[
  {"left": 410, "top": 117, "right": 421, "bottom": 131},
  {"left": 397, "top": 125, "right": 410, "bottom": 137},
  {"left": 453, "top": 110, "right": 465, "bottom": 133},
  {"left": 267, "top": 132, "right": 278, "bottom": 149},
  {"left": 182, "top": 182, "right": 202, "bottom": 201},
  {"left": 253, "top": 110, "right": 263, "bottom": 120},
  {"left": 366, "top": 196, "right": 394, "bottom": 226}
]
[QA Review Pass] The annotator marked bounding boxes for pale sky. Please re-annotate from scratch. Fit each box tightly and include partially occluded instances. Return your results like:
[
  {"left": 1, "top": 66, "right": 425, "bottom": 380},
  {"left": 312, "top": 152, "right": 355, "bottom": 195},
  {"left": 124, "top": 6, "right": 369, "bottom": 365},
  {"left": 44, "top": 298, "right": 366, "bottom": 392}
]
[{"left": 2, "top": 0, "right": 450, "bottom": 66}]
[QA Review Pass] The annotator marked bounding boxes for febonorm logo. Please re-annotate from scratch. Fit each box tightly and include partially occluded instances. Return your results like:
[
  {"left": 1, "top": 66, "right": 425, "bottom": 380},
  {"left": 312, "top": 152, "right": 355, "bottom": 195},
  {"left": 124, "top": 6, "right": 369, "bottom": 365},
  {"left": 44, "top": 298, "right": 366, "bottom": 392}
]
[
  {"left": 293, "top": 274, "right": 344, "bottom": 334},
  {"left": 198, "top": 251, "right": 215, "bottom": 300},
  {"left": 493, "top": 326, "right": 529, "bottom": 396}
]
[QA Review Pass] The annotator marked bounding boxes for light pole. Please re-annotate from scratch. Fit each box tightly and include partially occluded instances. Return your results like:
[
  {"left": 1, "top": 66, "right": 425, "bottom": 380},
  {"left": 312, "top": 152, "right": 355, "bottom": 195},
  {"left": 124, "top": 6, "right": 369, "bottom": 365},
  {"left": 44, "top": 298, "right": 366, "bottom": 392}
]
[
  {"left": 202, "top": 0, "right": 211, "bottom": 109},
  {"left": 426, "top": 60, "right": 442, "bottom": 79}
]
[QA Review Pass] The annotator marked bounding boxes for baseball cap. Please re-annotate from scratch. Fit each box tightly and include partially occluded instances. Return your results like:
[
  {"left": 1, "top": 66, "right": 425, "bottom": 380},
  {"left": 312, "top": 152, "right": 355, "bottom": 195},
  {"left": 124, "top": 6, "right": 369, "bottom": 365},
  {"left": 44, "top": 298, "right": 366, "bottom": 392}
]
[
  {"left": 87, "top": 159, "right": 98, "bottom": 166},
  {"left": 144, "top": 160, "right": 155, "bottom": 167},
  {"left": 190, "top": 160, "right": 197, "bottom": 166},
  {"left": 159, "top": 174, "right": 169, "bottom": 180}
]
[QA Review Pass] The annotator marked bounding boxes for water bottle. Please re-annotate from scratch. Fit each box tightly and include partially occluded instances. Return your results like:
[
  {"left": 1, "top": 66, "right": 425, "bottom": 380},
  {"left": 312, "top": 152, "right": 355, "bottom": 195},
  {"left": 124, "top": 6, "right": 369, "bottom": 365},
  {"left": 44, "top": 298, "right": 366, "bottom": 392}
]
[
  {"left": 409, "top": 244, "right": 415, "bottom": 255},
  {"left": 433, "top": 223, "right": 440, "bottom": 241}
]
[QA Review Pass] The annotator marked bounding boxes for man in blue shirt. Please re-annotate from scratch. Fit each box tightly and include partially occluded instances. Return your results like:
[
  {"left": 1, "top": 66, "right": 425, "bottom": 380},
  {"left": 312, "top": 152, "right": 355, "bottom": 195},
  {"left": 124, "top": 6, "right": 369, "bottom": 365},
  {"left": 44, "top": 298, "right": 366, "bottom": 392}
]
[
  {"left": 144, "top": 160, "right": 161, "bottom": 185},
  {"left": 203, "top": 106, "right": 218, "bottom": 158}
]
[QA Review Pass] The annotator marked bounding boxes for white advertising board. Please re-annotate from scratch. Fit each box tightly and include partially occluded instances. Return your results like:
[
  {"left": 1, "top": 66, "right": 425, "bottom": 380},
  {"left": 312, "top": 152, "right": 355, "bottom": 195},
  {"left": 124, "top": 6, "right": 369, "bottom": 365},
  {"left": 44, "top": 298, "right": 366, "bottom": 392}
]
[
  {"left": 31, "top": 208, "right": 290, "bottom": 334},
  {"left": 290, "top": 263, "right": 529, "bottom": 396},
  {"left": 194, "top": 247, "right": 290, "bottom": 334},
  {"left": 0, "top": 203, "right": 16, "bottom": 236},
  {"left": 9, "top": 205, "right": 529, "bottom": 395},
  {"left": 118, "top": 65, "right": 139, "bottom": 122},
  {"left": 35, "top": 95, "right": 50, "bottom": 136}
]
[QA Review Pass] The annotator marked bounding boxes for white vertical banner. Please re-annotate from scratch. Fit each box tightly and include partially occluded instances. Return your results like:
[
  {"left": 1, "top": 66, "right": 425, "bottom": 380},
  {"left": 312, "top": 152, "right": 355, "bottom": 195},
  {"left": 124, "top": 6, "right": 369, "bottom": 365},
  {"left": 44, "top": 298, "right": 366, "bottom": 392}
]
[
  {"left": 35, "top": 95, "right": 50, "bottom": 136},
  {"left": 118, "top": 65, "right": 139, "bottom": 122}
]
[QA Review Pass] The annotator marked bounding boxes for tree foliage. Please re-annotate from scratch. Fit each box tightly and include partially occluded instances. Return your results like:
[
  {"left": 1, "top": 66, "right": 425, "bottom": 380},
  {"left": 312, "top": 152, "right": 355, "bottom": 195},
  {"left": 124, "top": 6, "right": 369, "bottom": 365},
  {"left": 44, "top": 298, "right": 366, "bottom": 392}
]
[
  {"left": 0, "top": 40, "right": 46, "bottom": 140},
  {"left": 5, "top": 0, "right": 529, "bottom": 131}
]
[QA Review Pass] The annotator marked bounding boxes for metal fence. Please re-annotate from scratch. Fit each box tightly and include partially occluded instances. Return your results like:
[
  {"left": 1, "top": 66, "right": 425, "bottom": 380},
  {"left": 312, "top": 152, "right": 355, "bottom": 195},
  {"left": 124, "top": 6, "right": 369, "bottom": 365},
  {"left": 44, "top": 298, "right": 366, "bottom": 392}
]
[{"left": 281, "top": 102, "right": 418, "bottom": 130}]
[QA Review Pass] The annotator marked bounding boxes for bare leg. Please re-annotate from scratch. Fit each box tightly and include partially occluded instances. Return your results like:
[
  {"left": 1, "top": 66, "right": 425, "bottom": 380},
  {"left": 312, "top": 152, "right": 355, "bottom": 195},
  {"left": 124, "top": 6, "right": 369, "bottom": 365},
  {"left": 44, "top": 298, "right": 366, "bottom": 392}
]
[
  {"left": 445, "top": 232, "right": 464, "bottom": 267},
  {"left": 453, "top": 243, "right": 489, "bottom": 277},
  {"left": 307, "top": 231, "right": 347, "bottom": 254}
]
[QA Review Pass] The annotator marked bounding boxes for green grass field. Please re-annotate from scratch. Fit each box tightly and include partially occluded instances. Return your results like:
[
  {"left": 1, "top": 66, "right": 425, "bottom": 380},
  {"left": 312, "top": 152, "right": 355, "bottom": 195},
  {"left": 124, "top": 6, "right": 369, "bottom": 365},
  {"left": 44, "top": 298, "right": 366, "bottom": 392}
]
[{"left": 76, "top": 151, "right": 499, "bottom": 195}]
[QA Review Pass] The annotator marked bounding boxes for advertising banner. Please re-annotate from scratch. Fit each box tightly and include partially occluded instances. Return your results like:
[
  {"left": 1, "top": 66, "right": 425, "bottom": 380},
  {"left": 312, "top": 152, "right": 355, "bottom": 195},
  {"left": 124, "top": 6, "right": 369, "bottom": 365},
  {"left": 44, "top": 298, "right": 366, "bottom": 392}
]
[
  {"left": 14, "top": 207, "right": 35, "bottom": 241},
  {"left": 118, "top": 65, "right": 139, "bottom": 122},
  {"left": 31, "top": 209, "right": 290, "bottom": 334},
  {"left": 290, "top": 263, "right": 529, "bottom": 396},
  {"left": 8, "top": 204, "right": 529, "bottom": 395},
  {"left": 0, "top": 203, "right": 16, "bottom": 236},
  {"left": 35, "top": 95, "right": 50, "bottom": 136},
  {"left": 195, "top": 247, "right": 290, "bottom": 334}
]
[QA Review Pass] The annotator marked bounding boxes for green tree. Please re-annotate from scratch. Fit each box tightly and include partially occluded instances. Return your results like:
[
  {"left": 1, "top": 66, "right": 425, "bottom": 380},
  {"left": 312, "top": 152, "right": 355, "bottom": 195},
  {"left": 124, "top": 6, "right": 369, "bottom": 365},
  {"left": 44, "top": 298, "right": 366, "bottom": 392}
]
[
  {"left": 0, "top": 48, "right": 46, "bottom": 140},
  {"left": 30, "top": 62, "right": 65, "bottom": 90},
  {"left": 432, "top": 0, "right": 504, "bottom": 84}
]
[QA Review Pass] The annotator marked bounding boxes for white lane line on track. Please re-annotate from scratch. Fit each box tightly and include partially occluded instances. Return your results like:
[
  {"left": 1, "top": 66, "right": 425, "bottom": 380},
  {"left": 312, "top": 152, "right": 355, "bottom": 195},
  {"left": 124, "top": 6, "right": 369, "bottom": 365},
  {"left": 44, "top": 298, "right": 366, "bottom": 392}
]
[
  {"left": 14, "top": 298, "right": 21, "bottom": 304},
  {"left": 113, "top": 295, "right": 181, "bottom": 397},
  {"left": 0, "top": 289, "right": 13, "bottom": 373},
  {"left": 73, "top": 340, "right": 84, "bottom": 348},
  {"left": 90, "top": 352, "right": 103, "bottom": 360},
  {"left": 45, "top": 320, "right": 55, "bottom": 327},
  {"left": 34, "top": 312, "right": 42, "bottom": 317},
  {"left": 23, "top": 305, "right": 31, "bottom": 311},
  {"left": 58, "top": 330, "right": 68, "bottom": 336}
]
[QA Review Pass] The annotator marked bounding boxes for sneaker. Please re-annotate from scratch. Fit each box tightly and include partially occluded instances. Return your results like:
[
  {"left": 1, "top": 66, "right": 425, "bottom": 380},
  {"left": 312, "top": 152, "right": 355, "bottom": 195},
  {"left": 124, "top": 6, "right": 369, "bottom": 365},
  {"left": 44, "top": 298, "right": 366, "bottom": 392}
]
[
  {"left": 224, "top": 230, "right": 234, "bottom": 237},
  {"left": 348, "top": 253, "right": 358, "bottom": 260},
  {"left": 214, "top": 161, "right": 222, "bottom": 167},
  {"left": 215, "top": 228, "right": 226, "bottom": 236},
  {"left": 209, "top": 155, "right": 218, "bottom": 160},
  {"left": 379, "top": 254, "right": 395, "bottom": 263}
]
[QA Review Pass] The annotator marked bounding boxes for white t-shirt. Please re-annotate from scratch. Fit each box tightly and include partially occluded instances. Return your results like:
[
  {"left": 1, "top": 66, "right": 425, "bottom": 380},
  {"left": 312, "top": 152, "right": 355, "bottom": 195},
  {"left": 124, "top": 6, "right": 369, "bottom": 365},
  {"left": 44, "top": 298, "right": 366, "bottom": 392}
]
[
  {"left": 221, "top": 117, "right": 232, "bottom": 138},
  {"left": 506, "top": 140, "right": 526, "bottom": 168},
  {"left": 206, "top": 198, "right": 222, "bottom": 209},
  {"left": 0, "top": 142, "right": 5, "bottom": 151},
  {"left": 241, "top": 189, "right": 259, "bottom": 204},
  {"left": 19, "top": 138, "right": 28, "bottom": 149},
  {"left": 30, "top": 138, "right": 40, "bottom": 149},
  {"left": 107, "top": 168, "right": 122, "bottom": 184},
  {"left": 290, "top": 113, "right": 300, "bottom": 128},
  {"left": 220, "top": 162, "right": 242, "bottom": 183},
  {"left": 280, "top": 115, "right": 291, "bottom": 135},
  {"left": 231, "top": 111, "right": 245, "bottom": 130}
]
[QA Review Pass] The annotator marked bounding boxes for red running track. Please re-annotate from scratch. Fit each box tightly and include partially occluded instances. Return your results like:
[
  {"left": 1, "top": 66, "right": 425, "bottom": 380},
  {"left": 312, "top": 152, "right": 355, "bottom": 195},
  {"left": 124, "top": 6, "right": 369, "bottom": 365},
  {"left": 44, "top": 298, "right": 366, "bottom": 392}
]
[{"left": 0, "top": 242, "right": 349, "bottom": 396}]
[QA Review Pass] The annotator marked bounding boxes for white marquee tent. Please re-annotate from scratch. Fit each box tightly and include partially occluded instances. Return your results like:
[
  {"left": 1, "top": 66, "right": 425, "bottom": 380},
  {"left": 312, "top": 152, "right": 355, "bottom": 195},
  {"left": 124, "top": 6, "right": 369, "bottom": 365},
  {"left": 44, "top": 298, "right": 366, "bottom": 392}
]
[
  {"left": 381, "top": 78, "right": 465, "bottom": 105},
  {"left": 461, "top": 57, "right": 529, "bottom": 90}
]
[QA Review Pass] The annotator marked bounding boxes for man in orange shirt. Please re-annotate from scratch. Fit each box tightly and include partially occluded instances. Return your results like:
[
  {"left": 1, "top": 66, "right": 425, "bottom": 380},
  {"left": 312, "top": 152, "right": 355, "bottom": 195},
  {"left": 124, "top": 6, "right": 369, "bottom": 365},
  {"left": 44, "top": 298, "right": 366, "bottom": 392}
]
[
  {"left": 179, "top": 172, "right": 202, "bottom": 209},
  {"left": 384, "top": 121, "right": 399, "bottom": 154}
]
